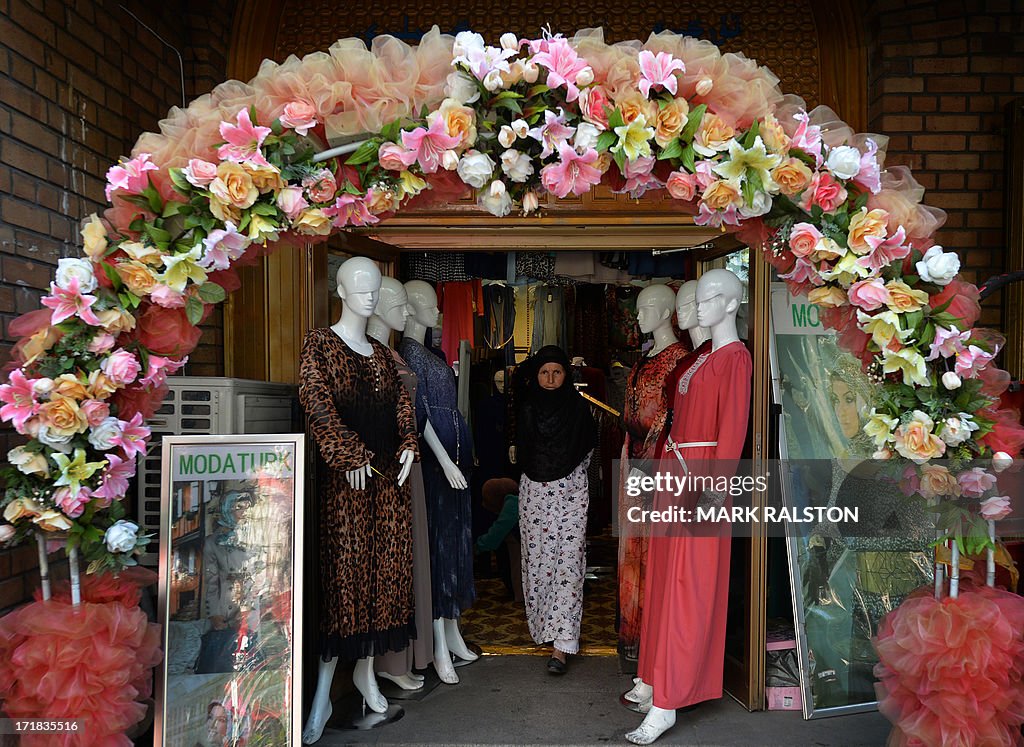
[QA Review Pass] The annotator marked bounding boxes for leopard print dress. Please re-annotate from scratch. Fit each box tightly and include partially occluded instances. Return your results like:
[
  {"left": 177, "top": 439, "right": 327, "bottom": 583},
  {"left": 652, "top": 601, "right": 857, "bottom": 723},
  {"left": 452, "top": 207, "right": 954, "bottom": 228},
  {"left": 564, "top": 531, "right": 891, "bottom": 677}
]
[{"left": 299, "top": 328, "right": 420, "bottom": 661}]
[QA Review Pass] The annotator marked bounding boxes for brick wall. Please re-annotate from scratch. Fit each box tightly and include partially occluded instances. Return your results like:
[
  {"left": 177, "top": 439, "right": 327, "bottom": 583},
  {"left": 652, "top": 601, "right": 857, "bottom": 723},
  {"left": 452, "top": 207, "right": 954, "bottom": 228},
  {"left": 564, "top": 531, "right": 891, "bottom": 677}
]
[
  {"left": 0, "top": 0, "right": 232, "bottom": 612},
  {"left": 866, "top": 0, "right": 1024, "bottom": 328}
]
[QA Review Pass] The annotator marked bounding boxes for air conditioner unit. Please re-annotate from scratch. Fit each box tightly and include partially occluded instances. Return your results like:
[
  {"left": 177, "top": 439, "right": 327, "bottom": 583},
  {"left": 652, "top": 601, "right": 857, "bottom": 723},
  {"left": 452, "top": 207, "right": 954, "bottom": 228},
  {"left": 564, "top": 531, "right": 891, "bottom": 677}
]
[{"left": 137, "top": 377, "right": 299, "bottom": 566}]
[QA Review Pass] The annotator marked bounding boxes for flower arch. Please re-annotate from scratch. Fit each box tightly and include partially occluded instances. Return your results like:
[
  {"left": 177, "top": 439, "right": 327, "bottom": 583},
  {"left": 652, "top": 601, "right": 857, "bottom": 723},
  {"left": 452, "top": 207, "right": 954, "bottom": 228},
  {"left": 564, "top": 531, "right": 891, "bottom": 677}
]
[{"left": 1, "top": 27, "right": 1022, "bottom": 581}]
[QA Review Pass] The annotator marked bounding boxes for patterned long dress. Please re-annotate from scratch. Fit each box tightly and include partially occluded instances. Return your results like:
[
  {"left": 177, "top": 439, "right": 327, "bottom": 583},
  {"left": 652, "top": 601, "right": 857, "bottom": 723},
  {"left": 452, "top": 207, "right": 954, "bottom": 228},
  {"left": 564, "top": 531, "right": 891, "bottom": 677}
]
[
  {"left": 397, "top": 338, "right": 476, "bottom": 619},
  {"left": 298, "top": 329, "right": 419, "bottom": 661},
  {"left": 616, "top": 342, "right": 689, "bottom": 660}
]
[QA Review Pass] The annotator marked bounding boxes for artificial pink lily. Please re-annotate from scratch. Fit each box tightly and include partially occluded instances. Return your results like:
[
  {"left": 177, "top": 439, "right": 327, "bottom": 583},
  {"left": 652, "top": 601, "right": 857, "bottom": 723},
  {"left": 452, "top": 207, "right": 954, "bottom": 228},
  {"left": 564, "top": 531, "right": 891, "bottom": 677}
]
[
  {"left": 0, "top": 369, "right": 38, "bottom": 432},
  {"left": 617, "top": 156, "right": 663, "bottom": 199},
  {"left": 41, "top": 277, "right": 102, "bottom": 326},
  {"left": 200, "top": 221, "right": 250, "bottom": 271},
  {"left": 790, "top": 112, "right": 823, "bottom": 166},
  {"left": 218, "top": 108, "right": 273, "bottom": 168},
  {"left": 324, "top": 194, "right": 380, "bottom": 228},
  {"left": 856, "top": 225, "right": 911, "bottom": 274},
  {"left": 778, "top": 257, "right": 825, "bottom": 286},
  {"left": 694, "top": 201, "right": 741, "bottom": 228},
  {"left": 854, "top": 138, "right": 881, "bottom": 194},
  {"left": 540, "top": 142, "right": 603, "bottom": 198},
  {"left": 955, "top": 344, "right": 995, "bottom": 378},
  {"left": 139, "top": 355, "right": 187, "bottom": 389},
  {"left": 532, "top": 38, "right": 590, "bottom": 102},
  {"left": 400, "top": 116, "right": 461, "bottom": 174},
  {"left": 114, "top": 412, "right": 151, "bottom": 460},
  {"left": 637, "top": 50, "right": 685, "bottom": 98},
  {"left": 926, "top": 324, "right": 970, "bottom": 361},
  {"left": 93, "top": 453, "right": 137, "bottom": 503},
  {"left": 105, "top": 152, "right": 159, "bottom": 201},
  {"left": 528, "top": 108, "right": 577, "bottom": 159}
]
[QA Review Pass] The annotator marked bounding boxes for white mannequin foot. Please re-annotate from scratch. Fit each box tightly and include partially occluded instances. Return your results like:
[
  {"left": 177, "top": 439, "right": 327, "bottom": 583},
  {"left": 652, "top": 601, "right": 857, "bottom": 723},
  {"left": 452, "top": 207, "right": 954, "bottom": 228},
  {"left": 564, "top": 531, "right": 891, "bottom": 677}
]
[
  {"left": 378, "top": 672, "right": 425, "bottom": 690},
  {"left": 624, "top": 678, "right": 653, "bottom": 703},
  {"left": 303, "top": 657, "right": 338, "bottom": 744},
  {"left": 432, "top": 619, "right": 459, "bottom": 684},
  {"left": 444, "top": 617, "right": 478, "bottom": 661},
  {"left": 353, "top": 657, "right": 389, "bottom": 713},
  {"left": 625, "top": 706, "right": 676, "bottom": 745},
  {"left": 407, "top": 671, "right": 425, "bottom": 681}
]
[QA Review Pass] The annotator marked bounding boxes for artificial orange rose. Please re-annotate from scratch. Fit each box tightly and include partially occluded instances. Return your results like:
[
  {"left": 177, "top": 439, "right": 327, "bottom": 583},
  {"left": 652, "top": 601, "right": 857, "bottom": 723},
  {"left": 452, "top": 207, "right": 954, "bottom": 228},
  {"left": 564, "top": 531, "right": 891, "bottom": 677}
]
[
  {"left": 53, "top": 373, "right": 89, "bottom": 400},
  {"left": 759, "top": 114, "right": 791, "bottom": 154},
  {"left": 38, "top": 396, "right": 88, "bottom": 436},
  {"left": 885, "top": 280, "right": 929, "bottom": 313},
  {"left": 119, "top": 240, "right": 164, "bottom": 266},
  {"left": 34, "top": 510, "right": 73, "bottom": 532},
  {"left": 365, "top": 187, "right": 399, "bottom": 215},
  {"left": 242, "top": 162, "right": 285, "bottom": 193},
  {"left": 87, "top": 370, "right": 118, "bottom": 399},
  {"left": 115, "top": 260, "right": 158, "bottom": 296},
  {"left": 433, "top": 99, "right": 477, "bottom": 149},
  {"left": 209, "top": 196, "right": 243, "bottom": 225},
  {"left": 594, "top": 152, "right": 613, "bottom": 174},
  {"left": 894, "top": 412, "right": 946, "bottom": 464},
  {"left": 82, "top": 215, "right": 108, "bottom": 260},
  {"left": 771, "top": 158, "right": 813, "bottom": 196},
  {"left": 693, "top": 113, "right": 735, "bottom": 155},
  {"left": 917, "top": 464, "right": 962, "bottom": 500},
  {"left": 618, "top": 94, "right": 657, "bottom": 126},
  {"left": 702, "top": 179, "right": 742, "bottom": 211},
  {"left": 94, "top": 308, "right": 137, "bottom": 334},
  {"left": 293, "top": 208, "right": 332, "bottom": 236},
  {"left": 654, "top": 98, "right": 689, "bottom": 147},
  {"left": 4, "top": 498, "right": 43, "bottom": 523},
  {"left": 847, "top": 208, "right": 890, "bottom": 255},
  {"left": 20, "top": 326, "right": 62, "bottom": 366},
  {"left": 210, "top": 162, "right": 258, "bottom": 209},
  {"left": 807, "top": 286, "right": 848, "bottom": 308}
]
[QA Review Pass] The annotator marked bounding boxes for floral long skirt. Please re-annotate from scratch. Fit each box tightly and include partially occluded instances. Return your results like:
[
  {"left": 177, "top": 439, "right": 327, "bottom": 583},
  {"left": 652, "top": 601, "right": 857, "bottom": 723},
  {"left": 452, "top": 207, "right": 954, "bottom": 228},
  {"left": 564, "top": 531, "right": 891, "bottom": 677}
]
[{"left": 519, "top": 455, "right": 590, "bottom": 654}]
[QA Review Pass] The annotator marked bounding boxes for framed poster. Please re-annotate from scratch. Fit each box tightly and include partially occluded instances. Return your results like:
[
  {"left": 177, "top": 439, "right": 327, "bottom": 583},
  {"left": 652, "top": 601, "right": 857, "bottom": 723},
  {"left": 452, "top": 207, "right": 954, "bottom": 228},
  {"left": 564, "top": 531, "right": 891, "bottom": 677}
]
[
  {"left": 156, "top": 434, "right": 305, "bottom": 747},
  {"left": 770, "top": 284, "right": 933, "bottom": 718}
]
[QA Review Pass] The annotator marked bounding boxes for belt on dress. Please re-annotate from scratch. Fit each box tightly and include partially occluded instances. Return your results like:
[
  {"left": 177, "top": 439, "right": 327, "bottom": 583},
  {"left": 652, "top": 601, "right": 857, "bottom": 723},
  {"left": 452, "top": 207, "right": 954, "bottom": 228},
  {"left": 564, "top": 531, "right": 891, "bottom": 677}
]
[{"left": 665, "top": 438, "right": 719, "bottom": 474}]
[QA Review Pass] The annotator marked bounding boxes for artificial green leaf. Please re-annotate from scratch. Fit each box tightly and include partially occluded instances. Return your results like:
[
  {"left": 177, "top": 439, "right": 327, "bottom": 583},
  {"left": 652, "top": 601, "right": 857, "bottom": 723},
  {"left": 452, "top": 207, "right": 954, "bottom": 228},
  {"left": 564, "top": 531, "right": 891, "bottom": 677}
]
[
  {"left": 250, "top": 201, "right": 279, "bottom": 217},
  {"left": 185, "top": 295, "right": 204, "bottom": 326},
  {"left": 853, "top": 190, "right": 869, "bottom": 211},
  {"left": 146, "top": 225, "right": 172, "bottom": 244},
  {"left": 612, "top": 149, "right": 626, "bottom": 174},
  {"left": 681, "top": 104, "right": 707, "bottom": 142},
  {"left": 596, "top": 131, "right": 617, "bottom": 152},
  {"left": 741, "top": 177, "right": 756, "bottom": 207},
  {"left": 930, "top": 295, "right": 955, "bottom": 316},
  {"left": 742, "top": 119, "right": 760, "bottom": 149},
  {"left": 168, "top": 168, "right": 192, "bottom": 193},
  {"left": 681, "top": 143, "right": 696, "bottom": 173},
  {"left": 657, "top": 138, "right": 684, "bottom": 161},
  {"left": 905, "top": 309, "right": 924, "bottom": 331},
  {"left": 345, "top": 139, "right": 382, "bottom": 166},
  {"left": 101, "top": 262, "right": 123, "bottom": 290},
  {"left": 527, "top": 84, "right": 550, "bottom": 98},
  {"left": 143, "top": 183, "right": 163, "bottom": 214},
  {"left": 197, "top": 282, "right": 226, "bottom": 304},
  {"left": 494, "top": 98, "right": 523, "bottom": 115},
  {"left": 608, "top": 107, "right": 626, "bottom": 131},
  {"left": 380, "top": 119, "right": 402, "bottom": 143},
  {"left": 492, "top": 90, "right": 524, "bottom": 101}
]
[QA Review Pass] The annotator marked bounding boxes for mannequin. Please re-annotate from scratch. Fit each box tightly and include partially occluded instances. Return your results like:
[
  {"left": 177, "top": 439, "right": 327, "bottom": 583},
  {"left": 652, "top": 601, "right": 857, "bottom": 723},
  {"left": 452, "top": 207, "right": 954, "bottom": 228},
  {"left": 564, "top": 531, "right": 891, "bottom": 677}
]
[
  {"left": 674, "top": 280, "right": 711, "bottom": 349},
  {"left": 367, "top": 277, "right": 433, "bottom": 692},
  {"left": 299, "top": 258, "right": 417, "bottom": 744},
  {"left": 625, "top": 269, "right": 751, "bottom": 745},
  {"left": 398, "top": 280, "right": 478, "bottom": 686},
  {"left": 617, "top": 284, "right": 689, "bottom": 662}
]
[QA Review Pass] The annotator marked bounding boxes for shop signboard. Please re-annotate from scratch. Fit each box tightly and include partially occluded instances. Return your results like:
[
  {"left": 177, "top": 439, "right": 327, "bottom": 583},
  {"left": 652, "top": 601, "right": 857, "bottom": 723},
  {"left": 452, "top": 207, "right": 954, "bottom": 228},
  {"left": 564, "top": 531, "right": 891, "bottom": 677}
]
[{"left": 155, "top": 434, "right": 305, "bottom": 747}]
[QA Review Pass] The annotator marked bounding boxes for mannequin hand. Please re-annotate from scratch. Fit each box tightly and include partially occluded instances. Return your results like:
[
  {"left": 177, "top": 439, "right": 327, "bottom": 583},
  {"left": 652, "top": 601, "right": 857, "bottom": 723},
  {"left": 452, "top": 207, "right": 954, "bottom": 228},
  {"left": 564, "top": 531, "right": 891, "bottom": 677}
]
[
  {"left": 397, "top": 449, "right": 415, "bottom": 487},
  {"left": 441, "top": 458, "right": 468, "bottom": 490},
  {"left": 345, "top": 464, "right": 372, "bottom": 490},
  {"left": 508, "top": 446, "right": 517, "bottom": 465}
]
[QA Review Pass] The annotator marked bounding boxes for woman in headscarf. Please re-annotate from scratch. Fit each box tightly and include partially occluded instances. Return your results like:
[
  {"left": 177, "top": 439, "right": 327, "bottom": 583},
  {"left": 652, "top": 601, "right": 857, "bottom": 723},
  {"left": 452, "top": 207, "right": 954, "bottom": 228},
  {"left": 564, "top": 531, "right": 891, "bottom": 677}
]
[{"left": 512, "top": 345, "right": 597, "bottom": 674}]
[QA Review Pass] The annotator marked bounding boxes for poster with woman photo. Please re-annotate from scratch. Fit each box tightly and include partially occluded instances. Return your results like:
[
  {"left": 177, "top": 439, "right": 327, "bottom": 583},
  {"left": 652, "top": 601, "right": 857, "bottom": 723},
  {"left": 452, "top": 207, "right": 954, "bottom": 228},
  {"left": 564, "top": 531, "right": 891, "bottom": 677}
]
[{"left": 771, "top": 285, "right": 933, "bottom": 717}]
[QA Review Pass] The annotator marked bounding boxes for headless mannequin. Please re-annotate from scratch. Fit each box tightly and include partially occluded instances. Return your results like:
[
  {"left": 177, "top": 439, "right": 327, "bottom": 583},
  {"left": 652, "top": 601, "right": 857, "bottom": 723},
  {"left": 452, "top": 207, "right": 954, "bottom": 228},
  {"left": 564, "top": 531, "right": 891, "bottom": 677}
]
[
  {"left": 302, "top": 259, "right": 415, "bottom": 744},
  {"left": 366, "top": 278, "right": 426, "bottom": 692},
  {"left": 625, "top": 269, "right": 744, "bottom": 746},
  {"left": 635, "top": 284, "right": 679, "bottom": 356},
  {"left": 402, "top": 280, "right": 478, "bottom": 685},
  {"left": 624, "top": 281, "right": 711, "bottom": 708}
]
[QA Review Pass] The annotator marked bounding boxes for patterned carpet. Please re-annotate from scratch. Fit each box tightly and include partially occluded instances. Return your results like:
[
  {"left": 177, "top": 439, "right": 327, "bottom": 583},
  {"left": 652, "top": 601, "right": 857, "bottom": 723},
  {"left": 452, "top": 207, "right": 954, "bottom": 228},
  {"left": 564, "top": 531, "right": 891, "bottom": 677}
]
[{"left": 462, "top": 534, "right": 618, "bottom": 657}]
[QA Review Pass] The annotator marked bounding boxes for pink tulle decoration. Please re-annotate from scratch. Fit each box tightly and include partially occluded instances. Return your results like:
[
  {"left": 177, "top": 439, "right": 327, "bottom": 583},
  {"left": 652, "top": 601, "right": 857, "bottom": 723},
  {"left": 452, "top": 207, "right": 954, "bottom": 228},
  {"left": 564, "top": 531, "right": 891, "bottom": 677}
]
[
  {"left": 868, "top": 165, "right": 947, "bottom": 241},
  {"left": 0, "top": 571, "right": 162, "bottom": 746},
  {"left": 874, "top": 581, "right": 1024, "bottom": 747}
]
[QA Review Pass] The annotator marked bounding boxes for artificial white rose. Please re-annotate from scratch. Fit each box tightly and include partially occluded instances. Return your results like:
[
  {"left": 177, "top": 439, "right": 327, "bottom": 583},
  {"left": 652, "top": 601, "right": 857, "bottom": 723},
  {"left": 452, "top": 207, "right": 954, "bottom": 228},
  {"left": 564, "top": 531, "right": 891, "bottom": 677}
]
[
  {"left": 8, "top": 445, "right": 49, "bottom": 477},
  {"left": 916, "top": 245, "right": 960, "bottom": 286},
  {"left": 37, "top": 426, "right": 74, "bottom": 453},
  {"left": 452, "top": 31, "right": 486, "bottom": 60},
  {"left": 500, "top": 32, "right": 519, "bottom": 51},
  {"left": 483, "top": 69, "right": 505, "bottom": 92},
  {"left": 498, "top": 125, "right": 517, "bottom": 149},
  {"left": 576, "top": 66, "right": 594, "bottom": 87},
  {"left": 478, "top": 184, "right": 513, "bottom": 217},
  {"left": 445, "top": 71, "right": 480, "bottom": 105},
  {"left": 522, "top": 191, "right": 540, "bottom": 214},
  {"left": 500, "top": 149, "right": 534, "bottom": 183},
  {"left": 457, "top": 151, "right": 496, "bottom": 188},
  {"left": 939, "top": 416, "right": 974, "bottom": 446},
  {"left": 574, "top": 123, "right": 601, "bottom": 153},
  {"left": 992, "top": 451, "right": 1013, "bottom": 473},
  {"left": 88, "top": 416, "right": 123, "bottom": 451},
  {"left": 941, "top": 371, "right": 962, "bottom": 390},
  {"left": 104, "top": 519, "right": 139, "bottom": 553},
  {"left": 32, "top": 378, "right": 54, "bottom": 396},
  {"left": 56, "top": 257, "right": 98, "bottom": 293},
  {"left": 441, "top": 150, "right": 460, "bottom": 171},
  {"left": 739, "top": 191, "right": 773, "bottom": 218},
  {"left": 825, "top": 145, "right": 861, "bottom": 180}
]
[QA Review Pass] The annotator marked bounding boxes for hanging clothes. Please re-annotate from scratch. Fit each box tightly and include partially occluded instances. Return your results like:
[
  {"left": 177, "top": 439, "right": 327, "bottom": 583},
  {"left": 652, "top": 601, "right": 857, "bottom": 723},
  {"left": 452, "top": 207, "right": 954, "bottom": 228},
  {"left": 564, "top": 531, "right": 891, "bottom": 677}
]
[
  {"left": 438, "top": 279, "right": 483, "bottom": 366},
  {"left": 515, "top": 252, "right": 556, "bottom": 282},
  {"left": 403, "top": 252, "right": 469, "bottom": 283},
  {"left": 483, "top": 284, "right": 517, "bottom": 368},
  {"left": 530, "top": 285, "right": 567, "bottom": 353},
  {"left": 608, "top": 285, "right": 642, "bottom": 352}
]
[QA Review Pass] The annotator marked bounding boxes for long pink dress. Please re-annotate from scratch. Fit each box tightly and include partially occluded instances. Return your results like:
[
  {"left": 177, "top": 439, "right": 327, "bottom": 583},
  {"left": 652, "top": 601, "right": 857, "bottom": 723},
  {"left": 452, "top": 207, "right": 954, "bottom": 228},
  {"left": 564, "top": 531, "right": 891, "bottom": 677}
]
[{"left": 637, "top": 340, "right": 752, "bottom": 710}]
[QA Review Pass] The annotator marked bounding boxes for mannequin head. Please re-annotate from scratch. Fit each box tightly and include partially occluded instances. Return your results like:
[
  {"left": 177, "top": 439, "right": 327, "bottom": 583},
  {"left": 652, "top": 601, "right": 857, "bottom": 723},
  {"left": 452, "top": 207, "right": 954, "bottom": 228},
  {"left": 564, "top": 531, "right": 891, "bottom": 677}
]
[
  {"left": 493, "top": 370, "right": 506, "bottom": 394},
  {"left": 372, "top": 277, "right": 410, "bottom": 332},
  {"left": 635, "top": 284, "right": 676, "bottom": 334},
  {"left": 337, "top": 257, "right": 381, "bottom": 318},
  {"left": 695, "top": 269, "right": 743, "bottom": 329},
  {"left": 675, "top": 280, "right": 700, "bottom": 330},
  {"left": 404, "top": 279, "right": 440, "bottom": 328}
]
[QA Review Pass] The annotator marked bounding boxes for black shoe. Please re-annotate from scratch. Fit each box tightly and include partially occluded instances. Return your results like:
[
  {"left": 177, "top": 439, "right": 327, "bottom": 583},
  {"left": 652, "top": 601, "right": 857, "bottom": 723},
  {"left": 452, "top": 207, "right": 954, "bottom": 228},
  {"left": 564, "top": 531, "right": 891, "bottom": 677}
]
[{"left": 547, "top": 656, "right": 567, "bottom": 675}]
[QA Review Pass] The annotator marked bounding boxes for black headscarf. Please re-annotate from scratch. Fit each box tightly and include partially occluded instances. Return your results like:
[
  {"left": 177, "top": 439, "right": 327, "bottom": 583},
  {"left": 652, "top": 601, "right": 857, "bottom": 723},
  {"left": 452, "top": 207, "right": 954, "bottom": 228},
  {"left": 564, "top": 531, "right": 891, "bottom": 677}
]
[{"left": 514, "top": 345, "right": 597, "bottom": 482}]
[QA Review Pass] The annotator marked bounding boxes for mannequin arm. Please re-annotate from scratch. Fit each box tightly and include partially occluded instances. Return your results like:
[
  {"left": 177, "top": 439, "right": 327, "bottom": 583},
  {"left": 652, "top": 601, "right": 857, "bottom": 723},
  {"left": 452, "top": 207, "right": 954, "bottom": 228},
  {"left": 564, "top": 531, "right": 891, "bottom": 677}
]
[
  {"left": 397, "top": 449, "right": 415, "bottom": 486},
  {"left": 423, "top": 421, "right": 468, "bottom": 489}
]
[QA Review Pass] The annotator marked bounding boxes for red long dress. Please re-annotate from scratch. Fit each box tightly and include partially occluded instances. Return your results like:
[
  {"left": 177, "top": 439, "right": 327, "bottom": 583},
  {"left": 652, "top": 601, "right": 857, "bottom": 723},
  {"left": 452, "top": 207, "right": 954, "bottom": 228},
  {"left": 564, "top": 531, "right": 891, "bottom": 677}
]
[{"left": 638, "top": 340, "right": 752, "bottom": 710}]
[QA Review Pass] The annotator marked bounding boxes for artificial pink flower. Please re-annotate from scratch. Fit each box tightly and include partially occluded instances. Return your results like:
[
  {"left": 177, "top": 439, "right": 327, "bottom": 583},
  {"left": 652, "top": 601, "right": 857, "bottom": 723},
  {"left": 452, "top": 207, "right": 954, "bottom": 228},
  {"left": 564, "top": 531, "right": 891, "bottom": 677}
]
[
  {"left": 955, "top": 344, "right": 995, "bottom": 378},
  {"left": 323, "top": 194, "right": 379, "bottom": 228},
  {"left": 54, "top": 486, "right": 91, "bottom": 519},
  {"left": 378, "top": 142, "right": 411, "bottom": 171},
  {"left": 41, "top": 277, "right": 102, "bottom": 326},
  {"left": 400, "top": 116, "right": 462, "bottom": 174},
  {"left": 183, "top": 159, "right": 218, "bottom": 188},
  {"left": 637, "top": 50, "right": 686, "bottom": 98},
  {"left": 694, "top": 201, "right": 741, "bottom": 228},
  {"left": 540, "top": 142, "right": 603, "bottom": 198},
  {"left": 150, "top": 284, "right": 187, "bottom": 309},
  {"left": 856, "top": 225, "right": 911, "bottom": 274},
  {"left": 279, "top": 100, "right": 318, "bottom": 136},
  {"left": 788, "top": 223, "right": 823, "bottom": 258},
  {"left": 926, "top": 324, "right": 970, "bottom": 361},
  {"left": 302, "top": 169, "right": 338, "bottom": 203},
  {"left": 790, "top": 111, "right": 822, "bottom": 165},
  {"left": 139, "top": 355, "right": 187, "bottom": 389},
  {"left": 114, "top": 412, "right": 150, "bottom": 460},
  {"left": 617, "top": 155, "right": 662, "bottom": 198},
  {"left": 899, "top": 464, "right": 921, "bottom": 497},
  {"left": 799, "top": 171, "right": 848, "bottom": 213},
  {"left": 88, "top": 333, "right": 116, "bottom": 354},
  {"left": 665, "top": 170, "right": 700, "bottom": 201},
  {"left": 81, "top": 399, "right": 111, "bottom": 428},
  {"left": 200, "top": 221, "right": 249, "bottom": 271},
  {"left": 276, "top": 186, "right": 308, "bottom": 220},
  {"left": 853, "top": 138, "right": 881, "bottom": 194},
  {"left": 778, "top": 257, "right": 825, "bottom": 286},
  {"left": 528, "top": 108, "right": 576, "bottom": 159},
  {"left": 958, "top": 467, "right": 998, "bottom": 498},
  {"left": 105, "top": 153, "right": 158, "bottom": 201},
  {"left": 578, "top": 85, "right": 611, "bottom": 130},
  {"left": 531, "top": 38, "right": 590, "bottom": 102},
  {"left": 848, "top": 278, "right": 892, "bottom": 311},
  {"left": 101, "top": 349, "right": 141, "bottom": 385},
  {"left": 979, "top": 495, "right": 1011, "bottom": 521},
  {"left": 0, "top": 369, "right": 38, "bottom": 432},
  {"left": 217, "top": 108, "right": 272, "bottom": 168},
  {"left": 93, "top": 453, "right": 137, "bottom": 503}
]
